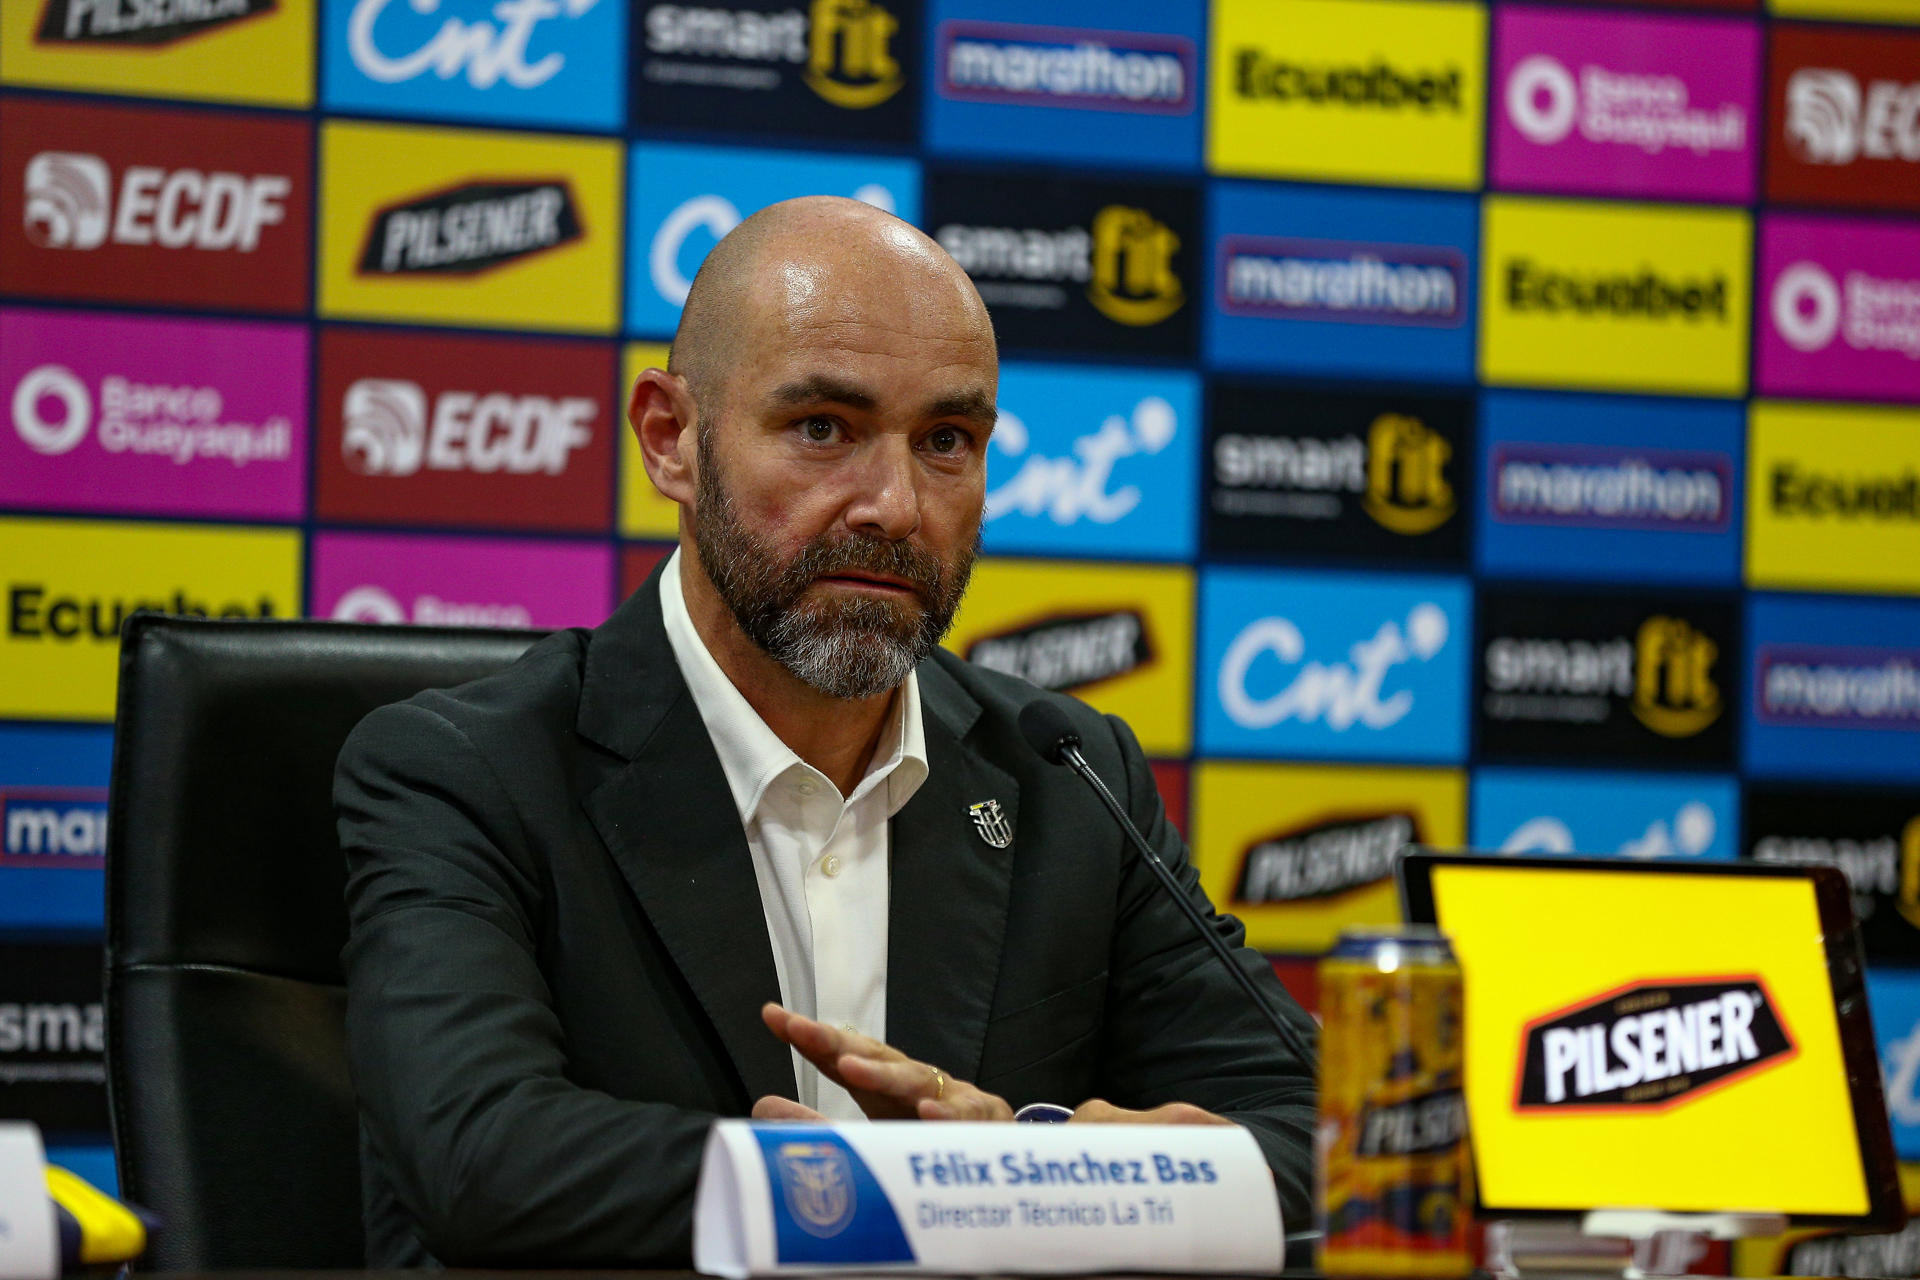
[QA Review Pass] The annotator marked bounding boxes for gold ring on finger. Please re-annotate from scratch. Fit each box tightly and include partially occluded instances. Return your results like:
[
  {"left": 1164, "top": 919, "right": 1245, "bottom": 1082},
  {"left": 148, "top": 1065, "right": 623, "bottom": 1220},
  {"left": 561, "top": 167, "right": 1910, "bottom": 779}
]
[{"left": 928, "top": 1065, "right": 946, "bottom": 1101}]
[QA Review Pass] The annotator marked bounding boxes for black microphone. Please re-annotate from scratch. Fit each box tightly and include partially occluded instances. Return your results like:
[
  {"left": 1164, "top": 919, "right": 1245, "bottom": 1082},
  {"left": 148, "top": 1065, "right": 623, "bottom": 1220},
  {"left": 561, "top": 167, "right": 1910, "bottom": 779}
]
[{"left": 1017, "top": 700, "right": 1317, "bottom": 1071}]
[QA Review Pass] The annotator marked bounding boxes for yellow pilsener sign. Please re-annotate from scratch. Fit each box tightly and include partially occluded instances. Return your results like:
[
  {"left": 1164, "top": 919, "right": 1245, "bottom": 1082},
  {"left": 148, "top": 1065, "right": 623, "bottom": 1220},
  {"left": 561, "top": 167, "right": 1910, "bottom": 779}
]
[
  {"left": 1, "top": 0, "right": 312, "bottom": 107},
  {"left": 319, "top": 121, "right": 621, "bottom": 334},
  {"left": 1191, "top": 762, "right": 1466, "bottom": 953},
  {"left": 0, "top": 517, "right": 301, "bottom": 721},
  {"left": 1207, "top": 0, "right": 1487, "bottom": 189},
  {"left": 1748, "top": 401, "right": 1920, "bottom": 596},
  {"left": 620, "top": 343, "right": 683, "bottom": 542},
  {"left": 1480, "top": 197, "right": 1752, "bottom": 397},
  {"left": 945, "top": 559, "right": 1193, "bottom": 757}
]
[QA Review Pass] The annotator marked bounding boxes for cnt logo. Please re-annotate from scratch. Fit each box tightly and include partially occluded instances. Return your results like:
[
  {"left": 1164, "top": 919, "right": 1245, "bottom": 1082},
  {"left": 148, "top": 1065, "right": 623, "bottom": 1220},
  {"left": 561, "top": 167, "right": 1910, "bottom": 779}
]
[
  {"left": 342, "top": 378, "right": 594, "bottom": 476},
  {"left": 34, "top": 0, "right": 275, "bottom": 46},
  {"left": 643, "top": 0, "right": 903, "bottom": 108},
  {"left": 651, "top": 182, "right": 896, "bottom": 308},
  {"left": 1, "top": 789, "right": 108, "bottom": 866},
  {"left": 1515, "top": 977, "right": 1795, "bottom": 1111},
  {"left": 937, "top": 21, "right": 1195, "bottom": 115},
  {"left": 23, "top": 151, "right": 290, "bottom": 253},
  {"left": 1213, "top": 413, "right": 1454, "bottom": 534},
  {"left": 1218, "top": 602, "right": 1449, "bottom": 733},
  {"left": 348, "top": 0, "right": 599, "bottom": 91},
  {"left": 1771, "top": 260, "right": 1920, "bottom": 361},
  {"left": 1787, "top": 68, "right": 1920, "bottom": 168},
  {"left": 937, "top": 205, "right": 1183, "bottom": 327},
  {"left": 357, "top": 178, "right": 583, "bottom": 276},
  {"left": 1219, "top": 236, "right": 1465, "bottom": 328},
  {"left": 1501, "top": 800, "right": 1719, "bottom": 859},
  {"left": 332, "top": 584, "right": 532, "bottom": 627},
  {"left": 1506, "top": 54, "right": 1746, "bottom": 158},
  {"left": 987, "top": 395, "right": 1174, "bottom": 527},
  {"left": 1233, "top": 810, "right": 1418, "bottom": 904},
  {"left": 11, "top": 364, "right": 292, "bottom": 467}
]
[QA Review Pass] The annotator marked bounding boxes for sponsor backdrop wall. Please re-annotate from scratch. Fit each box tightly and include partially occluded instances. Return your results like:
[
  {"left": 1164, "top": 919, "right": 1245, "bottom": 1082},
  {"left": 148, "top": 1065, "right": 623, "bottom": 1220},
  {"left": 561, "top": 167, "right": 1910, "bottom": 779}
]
[{"left": 3, "top": 0, "right": 1920, "bottom": 1259}]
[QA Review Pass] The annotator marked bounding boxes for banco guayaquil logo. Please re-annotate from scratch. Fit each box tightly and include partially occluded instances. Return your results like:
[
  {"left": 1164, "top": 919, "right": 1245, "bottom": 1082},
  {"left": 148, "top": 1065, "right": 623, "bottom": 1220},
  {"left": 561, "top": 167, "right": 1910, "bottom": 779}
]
[
  {"left": 35, "top": 0, "right": 275, "bottom": 45},
  {"left": 1515, "top": 978, "right": 1794, "bottom": 1111}
]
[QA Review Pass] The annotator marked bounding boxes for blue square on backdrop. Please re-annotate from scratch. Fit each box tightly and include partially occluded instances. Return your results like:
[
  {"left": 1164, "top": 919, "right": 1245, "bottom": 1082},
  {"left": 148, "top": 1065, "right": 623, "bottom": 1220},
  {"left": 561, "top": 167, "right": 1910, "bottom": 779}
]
[
  {"left": 1746, "top": 594, "right": 1920, "bottom": 785},
  {"left": 1866, "top": 970, "right": 1920, "bottom": 1159},
  {"left": 0, "top": 724, "right": 113, "bottom": 933},
  {"left": 1205, "top": 182, "right": 1479, "bottom": 384},
  {"left": 322, "top": 0, "right": 626, "bottom": 132},
  {"left": 924, "top": 0, "right": 1203, "bottom": 172},
  {"left": 1197, "top": 567, "right": 1471, "bottom": 763},
  {"left": 627, "top": 143, "right": 921, "bottom": 337},
  {"left": 984, "top": 363, "right": 1200, "bottom": 561},
  {"left": 1469, "top": 767, "right": 1739, "bottom": 860},
  {"left": 1477, "top": 390, "right": 1744, "bottom": 586}
]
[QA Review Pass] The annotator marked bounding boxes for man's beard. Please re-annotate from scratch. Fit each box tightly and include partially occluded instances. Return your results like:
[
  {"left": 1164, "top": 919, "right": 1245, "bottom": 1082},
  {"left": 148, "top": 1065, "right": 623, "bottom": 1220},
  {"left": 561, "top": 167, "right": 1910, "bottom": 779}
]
[{"left": 692, "top": 432, "right": 977, "bottom": 700}]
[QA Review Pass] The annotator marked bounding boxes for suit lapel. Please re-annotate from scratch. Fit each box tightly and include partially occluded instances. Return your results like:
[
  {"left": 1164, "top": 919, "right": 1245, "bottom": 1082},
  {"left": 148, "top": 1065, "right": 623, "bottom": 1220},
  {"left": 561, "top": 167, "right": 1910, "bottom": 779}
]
[
  {"left": 886, "top": 662, "right": 1018, "bottom": 1084},
  {"left": 577, "top": 569, "right": 795, "bottom": 1105}
]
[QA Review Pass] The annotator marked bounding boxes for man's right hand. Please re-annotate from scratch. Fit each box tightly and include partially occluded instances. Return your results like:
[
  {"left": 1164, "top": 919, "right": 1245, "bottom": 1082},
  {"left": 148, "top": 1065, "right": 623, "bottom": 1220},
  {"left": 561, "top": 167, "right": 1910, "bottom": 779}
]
[{"left": 755, "top": 1003, "right": 1015, "bottom": 1122}]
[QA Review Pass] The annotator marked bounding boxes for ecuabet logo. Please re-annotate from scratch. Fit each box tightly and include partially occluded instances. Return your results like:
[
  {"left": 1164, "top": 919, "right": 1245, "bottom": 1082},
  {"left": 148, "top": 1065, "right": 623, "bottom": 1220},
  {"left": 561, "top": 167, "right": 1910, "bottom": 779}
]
[
  {"left": 1515, "top": 978, "right": 1794, "bottom": 1111},
  {"left": 33, "top": 0, "right": 275, "bottom": 46}
]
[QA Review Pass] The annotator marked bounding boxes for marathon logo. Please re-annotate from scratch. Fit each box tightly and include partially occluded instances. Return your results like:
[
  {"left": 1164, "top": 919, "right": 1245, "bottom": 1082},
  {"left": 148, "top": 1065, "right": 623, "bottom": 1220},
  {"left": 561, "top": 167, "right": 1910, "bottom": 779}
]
[
  {"left": 1757, "top": 645, "right": 1920, "bottom": 730},
  {"left": 1, "top": 790, "right": 108, "bottom": 867},
  {"left": 641, "top": 1, "right": 903, "bottom": 107},
  {"left": 938, "top": 22, "right": 1194, "bottom": 114},
  {"left": 1355, "top": 1087, "right": 1466, "bottom": 1158},
  {"left": 1492, "top": 444, "right": 1731, "bottom": 533},
  {"left": 1515, "top": 978, "right": 1794, "bottom": 1110},
  {"left": 1505, "top": 260, "right": 1729, "bottom": 322},
  {"left": 1232, "top": 51, "right": 1463, "bottom": 113},
  {"left": 34, "top": 0, "right": 274, "bottom": 46},
  {"left": 341, "top": 379, "right": 595, "bottom": 477},
  {"left": 1219, "top": 236, "right": 1465, "bottom": 327},
  {"left": 964, "top": 610, "right": 1152, "bottom": 693},
  {"left": 1486, "top": 615, "right": 1721, "bottom": 738},
  {"left": 937, "top": 205, "right": 1183, "bottom": 327},
  {"left": 7, "top": 585, "right": 276, "bottom": 642},
  {"left": 1787, "top": 67, "right": 1920, "bottom": 169},
  {"left": 1232, "top": 812, "right": 1417, "bottom": 903},
  {"left": 1770, "top": 463, "right": 1919, "bottom": 522},
  {"left": 357, "top": 180, "right": 582, "bottom": 276},
  {"left": 23, "top": 152, "right": 291, "bottom": 253}
]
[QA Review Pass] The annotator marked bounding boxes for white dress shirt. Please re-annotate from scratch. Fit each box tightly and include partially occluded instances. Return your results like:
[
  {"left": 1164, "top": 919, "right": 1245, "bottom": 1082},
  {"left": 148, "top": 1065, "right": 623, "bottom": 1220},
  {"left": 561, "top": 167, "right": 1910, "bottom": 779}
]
[{"left": 658, "top": 550, "right": 929, "bottom": 1120}]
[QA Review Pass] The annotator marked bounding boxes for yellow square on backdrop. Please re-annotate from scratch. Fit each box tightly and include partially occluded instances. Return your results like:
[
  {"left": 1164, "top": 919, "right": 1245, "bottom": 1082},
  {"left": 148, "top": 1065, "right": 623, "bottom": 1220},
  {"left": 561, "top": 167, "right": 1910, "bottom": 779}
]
[
  {"left": 619, "top": 343, "right": 683, "bottom": 541},
  {"left": 1480, "top": 197, "right": 1752, "bottom": 397},
  {"left": 1191, "top": 761, "right": 1466, "bottom": 954},
  {"left": 944, "top": 559, "right": 1193, "bottom": 757},
  {"left": 1748, "top": 401, "right": 1920, "bottom": 597},
  {"left": 1, "top": 0, "right": 312, "bottom": 106},
  {"left": 319, "top": 121, "right": 621, "bottom": 334},
  {"left": 1769, "top": 0, "right": 1920, "bottom": 20},
  {"left": 0, "top": 517, "right": 301, "bottom": 721},
  {"left": 1207, "top": 0, "right": 1487, "bottom": 189}
]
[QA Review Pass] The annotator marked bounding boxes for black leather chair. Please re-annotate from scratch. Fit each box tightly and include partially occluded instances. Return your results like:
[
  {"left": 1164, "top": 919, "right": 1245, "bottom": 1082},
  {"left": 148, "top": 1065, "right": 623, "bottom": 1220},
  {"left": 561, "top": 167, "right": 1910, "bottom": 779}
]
[{"left": 104, "top": 613, "right": 545, "bottom": 1270}]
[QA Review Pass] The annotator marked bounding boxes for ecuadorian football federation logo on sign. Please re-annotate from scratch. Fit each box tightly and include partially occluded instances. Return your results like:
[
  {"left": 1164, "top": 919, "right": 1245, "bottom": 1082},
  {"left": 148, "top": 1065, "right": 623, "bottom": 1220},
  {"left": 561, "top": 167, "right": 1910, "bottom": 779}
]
[{"left": 777, "top": 1141, "right": 856, "bottom": 1238}]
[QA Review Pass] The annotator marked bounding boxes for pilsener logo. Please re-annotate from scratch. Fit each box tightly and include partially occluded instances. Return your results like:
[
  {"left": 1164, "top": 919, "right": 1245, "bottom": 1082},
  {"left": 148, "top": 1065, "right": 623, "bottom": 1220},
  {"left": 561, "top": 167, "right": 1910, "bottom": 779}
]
[
  {"left": 34, "top": 0, "right": 275, "bottom": 45},
  {"left": 964, "top": 610, "right": 1153, "bottom": 693},
  {"left": 356, "top": 179, "right": 582, "bottom": 275},
  {"left": 342, "top": 378, "right": 594, "bottom": 476},
  {"left": 938, "top": 22, "right": 1194, "bottom": 115},
  {"left": 1515, "top": 978, "right": 1794, "bottom": 1111},
  {"left": 1219, "top": 236, "right": 1465, "bottom": 327},
  {"left": 24, "top": 151, "right": 290, "bottom": 253},
  {"left": 1232, "top": 810, "right": 1417, "bottom": 903}
]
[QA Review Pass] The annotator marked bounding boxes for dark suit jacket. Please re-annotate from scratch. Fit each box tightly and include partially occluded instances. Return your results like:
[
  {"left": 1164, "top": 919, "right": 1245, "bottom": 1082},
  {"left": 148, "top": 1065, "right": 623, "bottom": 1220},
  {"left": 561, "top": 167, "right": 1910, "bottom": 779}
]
[{"left": 335, "top": 568, "right": 1317, "bottom": 1268}]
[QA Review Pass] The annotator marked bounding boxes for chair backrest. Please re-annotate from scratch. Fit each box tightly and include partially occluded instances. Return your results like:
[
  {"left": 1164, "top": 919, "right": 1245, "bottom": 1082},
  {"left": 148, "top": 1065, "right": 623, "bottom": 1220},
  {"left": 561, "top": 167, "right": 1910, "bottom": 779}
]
[{"left": 104, "top": 613, "right": 545, "bottom": 1270}]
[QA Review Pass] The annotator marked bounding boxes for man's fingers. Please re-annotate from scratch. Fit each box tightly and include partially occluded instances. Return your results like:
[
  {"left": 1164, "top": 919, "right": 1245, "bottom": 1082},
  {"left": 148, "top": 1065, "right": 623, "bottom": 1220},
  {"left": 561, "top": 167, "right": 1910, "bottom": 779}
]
[
  {"left": 836, "top": 1053, "right": 932, "bottom": 1096},
  {"left": 752, "top": 1095, "right": 827, "bottom": 1122},
  {"left": 1070, "top": 1099, "right": 1232, "bottom": 1126}
]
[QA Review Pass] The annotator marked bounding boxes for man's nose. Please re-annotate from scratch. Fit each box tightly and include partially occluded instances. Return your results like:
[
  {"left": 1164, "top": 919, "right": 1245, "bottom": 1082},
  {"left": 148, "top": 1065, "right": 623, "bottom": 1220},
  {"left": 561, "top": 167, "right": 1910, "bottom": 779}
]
[{"left": 844, "top": 436, "right": 922, "bottom": 540}]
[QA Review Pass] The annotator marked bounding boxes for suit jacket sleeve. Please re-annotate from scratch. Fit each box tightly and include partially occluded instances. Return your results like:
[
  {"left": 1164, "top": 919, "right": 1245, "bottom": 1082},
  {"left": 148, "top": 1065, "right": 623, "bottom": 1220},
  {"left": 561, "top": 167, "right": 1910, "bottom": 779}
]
[
  {"left": 1093, "top": 712, "right": 1319, "bottom": 1234},
  {"left": 337, "top": 698, "right": 710, "bottom": 1266}
]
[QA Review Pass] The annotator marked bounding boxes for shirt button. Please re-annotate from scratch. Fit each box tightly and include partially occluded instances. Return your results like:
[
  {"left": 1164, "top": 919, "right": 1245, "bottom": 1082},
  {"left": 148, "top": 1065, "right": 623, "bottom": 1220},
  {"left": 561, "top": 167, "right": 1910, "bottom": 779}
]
[
  {"left": 794, "top": 777, "right": 818, "bottom": 797},
  {"left": 821, "top": 853, "right": 843, "bottom": 878}
]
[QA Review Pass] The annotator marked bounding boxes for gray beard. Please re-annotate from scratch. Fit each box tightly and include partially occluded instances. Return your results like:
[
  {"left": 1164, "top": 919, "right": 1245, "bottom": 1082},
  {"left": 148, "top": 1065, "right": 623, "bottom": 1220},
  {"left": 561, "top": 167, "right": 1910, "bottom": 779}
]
[{"left": 691, "top": 433, "right": 975, "bottom": 700}]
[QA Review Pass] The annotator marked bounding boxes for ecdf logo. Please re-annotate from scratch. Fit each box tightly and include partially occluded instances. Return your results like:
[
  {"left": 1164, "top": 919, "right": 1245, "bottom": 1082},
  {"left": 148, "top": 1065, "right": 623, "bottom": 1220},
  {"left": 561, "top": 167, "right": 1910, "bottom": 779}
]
[
  {"left": 23, "top": 150, "right": 289, "bottom": 253},
  {"left": 341, "top": 377, "right": 593, "bottom": 476},
  {"left": 1787, "top": 67, "right": 1920, "bottom": 167}
]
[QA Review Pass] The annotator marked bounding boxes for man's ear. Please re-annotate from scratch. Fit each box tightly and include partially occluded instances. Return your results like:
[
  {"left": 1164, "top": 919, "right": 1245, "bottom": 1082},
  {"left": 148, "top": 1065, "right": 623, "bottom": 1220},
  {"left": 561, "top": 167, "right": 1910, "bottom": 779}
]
[{"left": 629, "top": 367, "right": 699, "bottom": 506}]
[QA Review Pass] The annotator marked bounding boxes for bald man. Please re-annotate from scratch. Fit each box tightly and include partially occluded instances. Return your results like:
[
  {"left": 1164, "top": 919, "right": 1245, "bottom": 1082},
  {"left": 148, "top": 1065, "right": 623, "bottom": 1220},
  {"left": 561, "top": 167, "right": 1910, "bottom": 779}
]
[{"left": 335, "top": 198, "right": 1316, "bottom": 1268}]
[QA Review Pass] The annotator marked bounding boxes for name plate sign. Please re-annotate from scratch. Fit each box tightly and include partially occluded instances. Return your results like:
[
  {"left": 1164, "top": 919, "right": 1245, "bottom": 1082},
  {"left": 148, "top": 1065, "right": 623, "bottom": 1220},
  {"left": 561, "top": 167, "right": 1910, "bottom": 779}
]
[
  {"left": 693, "top": 1121, "right": 1283, "bottom": 1277},
  {"left": 0, "top": 1124, "right": 55, "bottom": 1280}
]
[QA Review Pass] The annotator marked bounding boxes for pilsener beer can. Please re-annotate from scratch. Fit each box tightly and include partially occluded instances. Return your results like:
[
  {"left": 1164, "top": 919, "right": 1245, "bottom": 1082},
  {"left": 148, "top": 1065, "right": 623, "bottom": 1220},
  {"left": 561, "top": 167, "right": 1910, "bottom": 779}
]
[{"left": 1317, "top": 927, "right": 1470, "bottom": 1277}]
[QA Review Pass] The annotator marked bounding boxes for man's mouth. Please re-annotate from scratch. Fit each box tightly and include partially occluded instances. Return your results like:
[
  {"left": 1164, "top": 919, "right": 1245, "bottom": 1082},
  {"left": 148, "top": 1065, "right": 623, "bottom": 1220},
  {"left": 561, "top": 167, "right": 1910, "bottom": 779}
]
[{"left": 815, "top": 570, "right": 919, "bottom": 596}]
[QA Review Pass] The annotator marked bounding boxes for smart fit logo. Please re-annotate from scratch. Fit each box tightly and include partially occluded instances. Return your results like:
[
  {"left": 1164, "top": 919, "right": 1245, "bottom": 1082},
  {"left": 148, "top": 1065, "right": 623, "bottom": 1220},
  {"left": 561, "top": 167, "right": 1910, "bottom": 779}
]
[
  {"left": 1087, "top": 205, "right": 1182, "bottom": 326},
  {"left": 805, "top": 0, "right": 902, "bottom": 108},
  {"left": 1363, "top": 413, "right": 1453, "bottom": 535},
  {"left": 1632, "top": 615, "right": 1720, "bottom": 738}
]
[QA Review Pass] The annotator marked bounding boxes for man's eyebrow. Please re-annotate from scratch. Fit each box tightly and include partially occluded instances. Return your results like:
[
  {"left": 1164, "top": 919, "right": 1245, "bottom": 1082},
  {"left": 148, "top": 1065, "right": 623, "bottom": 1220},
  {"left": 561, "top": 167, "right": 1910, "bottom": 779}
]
[
  {"left": 924, "top": 389, "right": 998, "bottom": 425},
  {"left": 767, "top": 375, "right": 878, "bottom": 411}
]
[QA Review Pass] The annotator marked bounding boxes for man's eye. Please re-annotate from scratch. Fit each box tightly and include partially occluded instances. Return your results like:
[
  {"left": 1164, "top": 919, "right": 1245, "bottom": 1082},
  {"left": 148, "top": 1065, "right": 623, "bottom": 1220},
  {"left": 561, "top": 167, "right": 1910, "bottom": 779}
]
[
  {"left": 927, "top": 426, "right": 965, "bottom": 454},
  {"left": 801, "top": 417, "right": 838, "bottom": 443}
]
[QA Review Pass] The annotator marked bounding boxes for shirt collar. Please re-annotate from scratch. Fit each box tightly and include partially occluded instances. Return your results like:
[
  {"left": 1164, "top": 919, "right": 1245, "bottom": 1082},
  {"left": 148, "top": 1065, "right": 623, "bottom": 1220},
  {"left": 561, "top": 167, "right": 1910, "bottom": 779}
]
[{"left": 658, "top": 549, "right": 928, "bottom": 823}]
